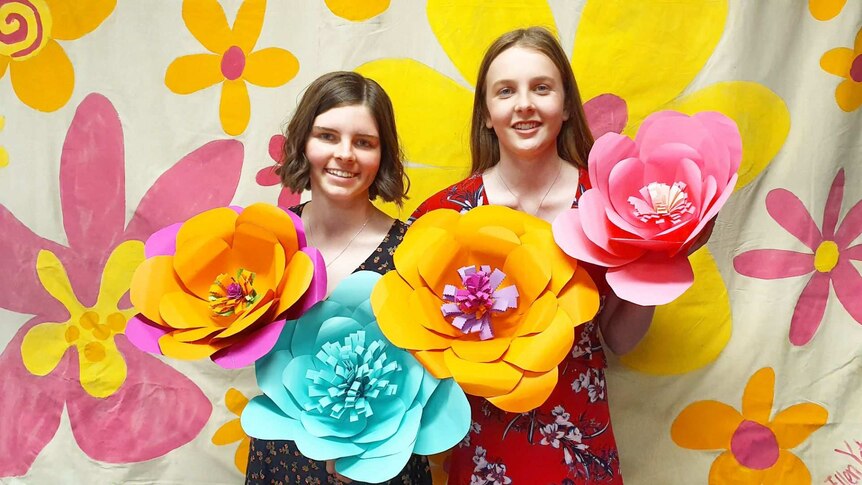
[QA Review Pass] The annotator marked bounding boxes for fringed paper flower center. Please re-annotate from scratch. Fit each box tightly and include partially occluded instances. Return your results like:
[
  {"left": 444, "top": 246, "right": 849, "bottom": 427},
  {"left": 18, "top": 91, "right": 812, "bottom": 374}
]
[
  {"left": 628, "top": 181, "right": 695, "bottom": 227},
  {"left": 441, "top": 265, "right": 519, "bottom": 340},
  {"left": 306, "top": 331, "right": 399, "bottom": 422},
  {"left": 208, "top": 269, "right": 258, "bottom": 316}
]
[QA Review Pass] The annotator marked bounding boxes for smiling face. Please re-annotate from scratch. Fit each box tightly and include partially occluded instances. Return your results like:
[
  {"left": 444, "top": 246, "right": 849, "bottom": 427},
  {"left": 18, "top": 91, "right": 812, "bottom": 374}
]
[
  {"left": 483, "top": 46, "right": 569, "bottom": 164},
  {"left": 305, "top": 104, "right": 382, "bottom": 204}
]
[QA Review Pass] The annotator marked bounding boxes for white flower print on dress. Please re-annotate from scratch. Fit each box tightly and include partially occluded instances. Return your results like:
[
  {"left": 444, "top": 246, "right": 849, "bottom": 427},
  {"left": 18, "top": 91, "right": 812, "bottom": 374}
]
[
  {"left": 471, "top": 446, "right": 513, "bottom": 485},
  {"left": 572, "top": 368, "right": 607, "bottom": 402}
]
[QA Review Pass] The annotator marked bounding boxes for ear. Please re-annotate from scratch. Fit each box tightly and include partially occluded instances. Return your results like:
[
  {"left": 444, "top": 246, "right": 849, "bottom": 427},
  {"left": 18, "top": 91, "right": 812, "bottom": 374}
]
[
  {"left": 563, "top": 108, "right": 570, "bottom": 121},
  {"left": 485, "top": 117, "right": 493, "bottom": 129}
]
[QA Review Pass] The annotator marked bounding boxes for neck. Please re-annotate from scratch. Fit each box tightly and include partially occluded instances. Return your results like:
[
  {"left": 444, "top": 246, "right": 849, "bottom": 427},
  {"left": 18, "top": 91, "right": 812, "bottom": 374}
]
[
  {"left": 495, "top": 148, "right": 565, "bottom": 193},
  {"left": 303, "top": 195, "right": 375, "bottom": 239}
]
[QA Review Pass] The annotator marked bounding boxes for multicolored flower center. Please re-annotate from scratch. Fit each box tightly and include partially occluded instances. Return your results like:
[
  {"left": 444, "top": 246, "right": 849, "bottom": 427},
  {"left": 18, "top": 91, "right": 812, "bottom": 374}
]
[
  {"left": 850, "top": 54, "right": 862, "bottom": 83},
  {"left": 441, "top": 265, "right": 518, "bottom": 340},
  {"left": 814, "top": 240, "right": 840, "bottom": 273},
  {"left": 208, "top": 269, "right": 258, "bottom": 316},
  {"left": 305, "top": 331, "right": 399, "bottom": 422},
  {"left": 220, "top": 45, "right": 246, "bottom": 80},
  {"left": 628, "top": 181, "right": 695, "bottom": 227},
  {"left": 730, "top": 420, "right": 780, "bottom": 470},
  {"left": 0, "top": 0, "right": 52, "bottom": 60},
  {"left": 65, "top": 310, "right": 127, "bottom": 362}
]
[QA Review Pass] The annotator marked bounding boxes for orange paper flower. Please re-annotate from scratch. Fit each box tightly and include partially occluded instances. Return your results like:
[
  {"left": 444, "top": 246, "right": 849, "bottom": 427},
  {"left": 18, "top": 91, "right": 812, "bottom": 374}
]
[
  {"left": 671, "top": 367, "right": 828, "bottom": 484},
  {"left": 127, "top": 203, "right": 325, "bottom": 368},
  {"left": 372, "top": 206, "right": 600, "bottom": 412}
]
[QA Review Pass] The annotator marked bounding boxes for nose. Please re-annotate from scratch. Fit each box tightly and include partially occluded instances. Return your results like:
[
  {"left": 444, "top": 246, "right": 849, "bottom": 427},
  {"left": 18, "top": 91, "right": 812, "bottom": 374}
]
[
  {"left": 334, "top": 140, "right": 355, "bottom": 162},
  {"left": 514, "top": 92, "right": 534, "bottom": 113}
]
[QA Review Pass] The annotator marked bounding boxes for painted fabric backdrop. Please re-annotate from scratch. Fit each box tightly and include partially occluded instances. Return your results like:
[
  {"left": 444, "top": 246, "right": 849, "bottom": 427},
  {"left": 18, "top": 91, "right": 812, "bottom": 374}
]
[{"left": 0, "top": 0, "right": 860, "bottom": 483}]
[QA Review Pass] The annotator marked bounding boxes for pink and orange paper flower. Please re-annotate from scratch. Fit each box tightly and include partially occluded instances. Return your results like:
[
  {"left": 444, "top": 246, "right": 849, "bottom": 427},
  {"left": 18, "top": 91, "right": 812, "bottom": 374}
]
[
  {"left": 372, "top": 206, "right": 600, "bottom": 413},
  {"left": 553, "top": 110, "right": 741, "bottom": 306},
  {"left": 126, "top": 203, "right": 326, "bottom": 369}
]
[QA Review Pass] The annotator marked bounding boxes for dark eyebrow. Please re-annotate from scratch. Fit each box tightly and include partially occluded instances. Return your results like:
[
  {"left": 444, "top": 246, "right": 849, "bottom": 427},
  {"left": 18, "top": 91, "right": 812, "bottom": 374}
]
[{"left": 311, "top": 126, "right": 379, "bottom": 140}]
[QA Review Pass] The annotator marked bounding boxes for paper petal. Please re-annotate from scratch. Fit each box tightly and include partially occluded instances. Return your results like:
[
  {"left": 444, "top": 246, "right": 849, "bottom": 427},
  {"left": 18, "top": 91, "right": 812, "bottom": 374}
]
[
  {"left": 413, "top": 379, "right": 470, "bottom": 455},
  {"left": 606, "top": 254, "right": 695, "bottom": 305}
]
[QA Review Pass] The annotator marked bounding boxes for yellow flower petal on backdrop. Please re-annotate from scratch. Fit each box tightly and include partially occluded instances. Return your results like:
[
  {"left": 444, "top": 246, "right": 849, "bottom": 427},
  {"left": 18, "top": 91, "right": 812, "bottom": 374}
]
[
  {"left": 820, "top": 28, "right": 862, "bottom": 112},
  {"left": 325, "top": 0, "right": 390, "bottom": 21},
  {"left": 21, "top": 241, "right": 144, "bottom": 398},
  {"left": 45, "top": 0, "right": 116, "bottom": 40},
  {"left": 9, "top": 40, "right": 74, "bottom": 113},
  {"left": 809, "top": 0, "right": 847, "bottom": 21},
  {"left": 212, "top": 388, "right": 251, "bottom": 474}
]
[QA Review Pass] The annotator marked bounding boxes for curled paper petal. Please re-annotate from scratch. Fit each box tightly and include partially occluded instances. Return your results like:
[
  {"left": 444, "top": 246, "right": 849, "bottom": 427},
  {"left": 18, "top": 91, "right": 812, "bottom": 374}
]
[
  {"left": 374, "top": 207, "right": 600, "bottom": 412},
  {"left": 127, "top": 203, "right": 325, "bottom": 367},
  {"left": 554, "top": 110, "right": 741, "bottom": 304},
  {"left": 242, "top": 271, "right": 470, "bottom": 483}
]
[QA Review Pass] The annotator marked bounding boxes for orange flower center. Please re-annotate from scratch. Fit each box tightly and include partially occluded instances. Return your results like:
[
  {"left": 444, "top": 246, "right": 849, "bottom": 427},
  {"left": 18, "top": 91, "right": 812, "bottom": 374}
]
[
  {"left": 814, "top": 240, "right": 839, "bottom": 273},
  {"left": 0, "top": 0, "right": 53, "bottom": 60},
  {"left": 730, "top": 420, "right": 779, "bottom": 470},
  {"left": 851, "top": 54, "right": 862, "bottom": 82},
  {"left": 209, "top": 269, "right": 258, "bottom": 316},
  {"left": 64, "top": 310, "right": 127, "bottom": 362},
  {"left": 221, "top": 45, "right": 246, "bottom": 80}
]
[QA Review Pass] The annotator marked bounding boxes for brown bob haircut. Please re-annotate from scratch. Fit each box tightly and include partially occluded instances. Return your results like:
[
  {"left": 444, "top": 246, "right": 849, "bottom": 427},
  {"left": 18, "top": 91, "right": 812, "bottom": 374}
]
[
  {"left": 470, "top": 27, "right": 594, "bottom": 174},
  {"left": 277, "top": 71, "right": 408, "bottom": 206}
]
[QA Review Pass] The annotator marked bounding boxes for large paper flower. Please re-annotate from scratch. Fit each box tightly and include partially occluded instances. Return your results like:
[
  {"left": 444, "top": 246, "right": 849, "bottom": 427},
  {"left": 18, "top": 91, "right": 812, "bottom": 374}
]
[
  {"left": 0, "top": 93, "right": 229, "bottom": 475},
  {"left": 242, "top": 271, "right": 470, "bottom": 483},
  {"left": 553, "top": 111, "right": 741, "bottom": 306},
  {"left": 127, "top": 203, "right": 326, "bottom": 369},
  {"left": 671, "top": 368, "right": 828, "bottom": 484},
  {"left": 820, "top": 27, "right": 862, "bottom": 112},
  {"left": 733, "top": 169, "right": 862, "bottom": 345},
  {"left": 0, "top": 0, "right": 115, "bottom": 111},
  {"left": 165, "top": 0, "right": 299, "bottom": 135},
  {"left": 372, "top": 206, "right": 600, "bottom": 413}
]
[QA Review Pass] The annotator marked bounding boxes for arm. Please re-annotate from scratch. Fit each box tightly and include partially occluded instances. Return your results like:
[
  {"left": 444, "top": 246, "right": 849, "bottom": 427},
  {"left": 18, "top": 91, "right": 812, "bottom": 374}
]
[{"left": 597, "top": 218, "right": 717, "bottom": 355}]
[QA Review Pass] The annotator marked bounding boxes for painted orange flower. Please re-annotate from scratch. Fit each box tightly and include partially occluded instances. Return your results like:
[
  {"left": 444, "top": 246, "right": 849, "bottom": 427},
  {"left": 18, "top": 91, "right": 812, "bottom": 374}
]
[
  {"left": 165, "top": 0, "right": 299, "bottom": 135},
  {"left": 671, "top": 368, "right": 828, "bottom": 484},
  {"left": 0, "top": 0, "right": 115, "bottom": 112},
  {"left": 325, "top": 0, "right": 389, "bottom": 21},
  {"left": 809, "top": 0, "right": 847, "bottom": 20},
  {"left": 212, "top": 387, "right": 251, "bottom": 474},
  {"left": 372, "top": 206, "right": 599, "bottom": 412},
  {"left": 0, "top": 115, "right": 7, "bottom": 168},
  {"left": 821, "top": 27, "right": 862, "bottom": 112}
]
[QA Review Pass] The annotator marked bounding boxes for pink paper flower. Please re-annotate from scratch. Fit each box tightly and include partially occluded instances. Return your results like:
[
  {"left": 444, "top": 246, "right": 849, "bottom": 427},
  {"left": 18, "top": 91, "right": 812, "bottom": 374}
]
[
  {"left": 255, "top": 134, "right": 302, "bottom": 208},
  {"left": 0, "top": 93, "right": 242, "bottom": 476},
  {"left": 733, "top": 169, "right": 862, "bottom": 345},
  {"left": 553, "top": 110, "right": 741, "bottom": 305}
]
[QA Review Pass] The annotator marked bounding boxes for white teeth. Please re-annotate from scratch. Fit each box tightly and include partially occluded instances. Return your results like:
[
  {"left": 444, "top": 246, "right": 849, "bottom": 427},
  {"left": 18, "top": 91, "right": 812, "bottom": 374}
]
[
  {"left": 513, "top": 121, "right": 540, "bottom": 130},
  {"left": 325, "top": 169, "right": 357, "bottom": 178}
]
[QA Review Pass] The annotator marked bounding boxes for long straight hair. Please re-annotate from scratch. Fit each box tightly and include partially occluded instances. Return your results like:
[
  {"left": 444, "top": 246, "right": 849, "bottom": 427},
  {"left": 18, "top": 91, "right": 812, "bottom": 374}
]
[{"left": 470, "top": 27, "right": 593, "bottom": 174}]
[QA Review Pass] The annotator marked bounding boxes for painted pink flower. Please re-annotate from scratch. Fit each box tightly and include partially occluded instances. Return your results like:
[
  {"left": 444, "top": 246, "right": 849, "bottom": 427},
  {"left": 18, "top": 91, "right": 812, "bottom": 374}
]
[
  {"left": 733, "top": 169, "right": 862, "bottom": 345},
  {"left": 553, "top": 111, "right": 741, "bottom": 305},
  {"left": 255, "top": 134, "right": 302, "bottom": 208},
  {"left": 0, "top": 93, "right": 244, "bottom": 476}
]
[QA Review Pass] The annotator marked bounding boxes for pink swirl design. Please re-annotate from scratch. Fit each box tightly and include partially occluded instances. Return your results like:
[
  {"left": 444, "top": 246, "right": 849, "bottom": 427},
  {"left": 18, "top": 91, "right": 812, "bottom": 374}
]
[{"left": 1, "top": 0, "right": 46, "bottom": 59}]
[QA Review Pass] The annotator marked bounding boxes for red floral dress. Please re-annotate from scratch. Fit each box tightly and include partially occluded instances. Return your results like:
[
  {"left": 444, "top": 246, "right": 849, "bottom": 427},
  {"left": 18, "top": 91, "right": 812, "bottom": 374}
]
[{"left": 411, "top": 170, "right": 623, "bottom": 485}]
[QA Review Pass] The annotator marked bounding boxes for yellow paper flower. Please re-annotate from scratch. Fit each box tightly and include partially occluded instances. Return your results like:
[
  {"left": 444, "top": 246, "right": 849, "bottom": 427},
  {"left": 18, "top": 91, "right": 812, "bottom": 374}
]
[
  {"left": 20, "top": 241, "right": 144, "bottom": 398},
  {"left": 325, "top": 0, "right": 389, "bottom": 21},
  {"left": 0, "top": 115, "right": 8, "bottom": 168},
  {"left": 0, "top": 0, "right": 115, "bottom": 112},
  {"left": 809, "top": 0, "right": 847, "bottom": 20},
  {"left": 372, "top": 206, "right": 599, "bottom": 413},
  {"left": 128, "top": 203, "right": 324, "bottom": 368},
  {"left": 821, "top": 27, "right": 862, "bottom": 112},
  {"left": 671, "top": 368, "right": 828, "bottom": 484},
  {"left": 212, "top": 387, "right": 251, "bottom": 474},
  {"left": 165, "top": 0, "right": 299, "bottom": 136}
]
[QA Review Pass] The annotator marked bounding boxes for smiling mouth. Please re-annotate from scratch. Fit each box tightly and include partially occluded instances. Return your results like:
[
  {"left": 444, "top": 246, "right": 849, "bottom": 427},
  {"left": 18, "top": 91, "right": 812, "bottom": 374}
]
[
  {"left": 513, "top": 121, "right": 541, "bottom": 130},
  {"left": 325, "top": 168, "right": 358, "bottom": 179}
]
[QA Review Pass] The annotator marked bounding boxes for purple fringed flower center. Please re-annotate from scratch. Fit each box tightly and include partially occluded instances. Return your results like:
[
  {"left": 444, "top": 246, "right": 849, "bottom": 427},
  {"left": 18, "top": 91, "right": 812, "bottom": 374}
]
[
  {"left": 628, "top": 181, "right": 695, "bottom": 227},
  {"left": 441, "top": 266, "right": 519, "bottom": 340}
]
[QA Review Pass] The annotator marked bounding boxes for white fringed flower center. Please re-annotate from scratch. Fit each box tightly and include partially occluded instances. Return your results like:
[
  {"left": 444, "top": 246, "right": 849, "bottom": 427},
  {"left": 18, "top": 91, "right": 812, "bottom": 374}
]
[{"left": 628, "top": 181, "right": 695, "bottom": 226}]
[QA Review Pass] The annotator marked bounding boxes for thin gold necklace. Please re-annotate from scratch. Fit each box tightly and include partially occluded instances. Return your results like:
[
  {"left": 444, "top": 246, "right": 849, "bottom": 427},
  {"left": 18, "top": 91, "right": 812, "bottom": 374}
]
[
  {"left": 496, "top": 160, "right": 563, "bottom": 216},
  {"left": 305, "top": 207, "right": 371, "bottom": 268}
]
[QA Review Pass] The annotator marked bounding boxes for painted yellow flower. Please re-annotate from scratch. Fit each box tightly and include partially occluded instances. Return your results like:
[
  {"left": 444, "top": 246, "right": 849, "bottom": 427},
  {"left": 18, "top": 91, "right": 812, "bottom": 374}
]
[
  {"left": 809, "top": 0, "right": 847, "bottom": 20},
  {"left": 358, "top": 0, "right": 790, "bottom": 375},
  {"left": 165, "top": 0, "right": 299, "bottom": 136},
  {"left": 671, "top": 368, "right": 828, "bottom": 484},
  {"left": 0, "top": 115, "right": 8, "bottom": 168},
  {"left": 212, "top": 387, "right": 251, "bottom": 474},
  {"left": 821, "top": 27, "right": 862, "bottom": 112},
  {"left": 20, "top": 241, "right": 144, "bottom": 398},
  {"left": 325, "top": 0, "right": 389, "bottom": 21},
  {"left": 0, "top": 0, "right": 115, "bottom": 112}
]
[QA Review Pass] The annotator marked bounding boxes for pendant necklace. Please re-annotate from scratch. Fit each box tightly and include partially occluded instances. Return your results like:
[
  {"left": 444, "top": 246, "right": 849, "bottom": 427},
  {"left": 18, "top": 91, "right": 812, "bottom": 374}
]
[
  {"left": 496, "top": 160, "right": 563, "bottom": 216},
  {"left": 306, "top": 209, "right": 371, "bottom": 268}
]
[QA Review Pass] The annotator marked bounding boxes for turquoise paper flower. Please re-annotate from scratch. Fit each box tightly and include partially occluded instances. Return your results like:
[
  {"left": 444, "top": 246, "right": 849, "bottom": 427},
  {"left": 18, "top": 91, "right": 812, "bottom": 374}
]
[{"left": 241, "top": 271, "right": 471, "bottom": 483}]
